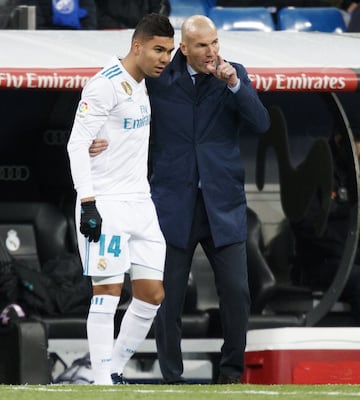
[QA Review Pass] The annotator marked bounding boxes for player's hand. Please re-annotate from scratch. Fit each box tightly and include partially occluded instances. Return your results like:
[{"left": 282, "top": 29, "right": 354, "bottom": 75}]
[
  {"left": 89, "top": 138, "right": 109, "bottom": 157},
  {"left": 207, "top": 55, "right": 239, "bottom": 88},
  {"left": 80, "top": 201, "right": 102, "bottom": 242}
]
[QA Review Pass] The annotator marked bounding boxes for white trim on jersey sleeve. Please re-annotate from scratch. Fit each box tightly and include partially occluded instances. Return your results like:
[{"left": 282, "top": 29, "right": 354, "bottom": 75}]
[{"left": 67, "top": 75, "right": 117, "bottom": 200}]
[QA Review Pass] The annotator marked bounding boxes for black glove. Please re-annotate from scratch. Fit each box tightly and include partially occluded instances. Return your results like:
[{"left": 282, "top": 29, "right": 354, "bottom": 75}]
[{"left": 80, "top": 201, "right": 102, "bottom": 243}]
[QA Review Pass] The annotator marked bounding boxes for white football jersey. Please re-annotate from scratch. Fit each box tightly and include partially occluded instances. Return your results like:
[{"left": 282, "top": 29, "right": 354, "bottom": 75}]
[{"left": 67, "top": 56, "right": 151, "bottom": 201}]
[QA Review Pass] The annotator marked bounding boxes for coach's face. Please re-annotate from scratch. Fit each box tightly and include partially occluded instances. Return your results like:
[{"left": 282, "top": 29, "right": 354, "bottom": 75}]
[
  {"left": 136, "top": 36, "right": 174, "bottom": 78},
  {"left": 180, "top": 25, "right": 219, "bottom": 74}
]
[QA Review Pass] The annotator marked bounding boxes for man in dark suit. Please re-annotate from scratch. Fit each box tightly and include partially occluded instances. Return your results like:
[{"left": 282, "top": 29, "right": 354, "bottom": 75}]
[
  {"left": 90, "top": 15, "right": 270, "bottom": 384},
  {"left": 148, "top": 15, "right": 270, "bottom": 384}
]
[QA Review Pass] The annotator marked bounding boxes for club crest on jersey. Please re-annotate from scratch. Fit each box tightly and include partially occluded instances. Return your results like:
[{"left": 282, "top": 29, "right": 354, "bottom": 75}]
[
  {"left": 97, "top": 257, "right": 108, "bottom": 271},
  {"left": 121, "top": 81, "right": 132, "bottom": 96}
]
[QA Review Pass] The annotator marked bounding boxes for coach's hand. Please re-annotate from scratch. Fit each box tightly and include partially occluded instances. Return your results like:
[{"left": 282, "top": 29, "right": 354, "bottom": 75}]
[
  {"left": 80, "top": 200, "right": 102, "bottom": 242},
  {"left": 207, "top": 55, "right": 239, "bottom": 89},
  {"left": 89, "top": 138, "right": 108, "bottom": 157}
]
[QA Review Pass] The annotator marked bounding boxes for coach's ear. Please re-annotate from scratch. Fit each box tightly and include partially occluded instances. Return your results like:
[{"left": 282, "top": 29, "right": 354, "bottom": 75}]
[{"left": 180, "top": 41, "right": 188, "bottom": 57}]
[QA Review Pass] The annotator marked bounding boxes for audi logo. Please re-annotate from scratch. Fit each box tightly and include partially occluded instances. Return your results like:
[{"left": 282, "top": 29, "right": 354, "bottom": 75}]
[
  {"left": 43, "top": 129, "right": 69, "bottom": 146},
  {"left": 0, "top": 165, "right": 30, "bottom": 181}
]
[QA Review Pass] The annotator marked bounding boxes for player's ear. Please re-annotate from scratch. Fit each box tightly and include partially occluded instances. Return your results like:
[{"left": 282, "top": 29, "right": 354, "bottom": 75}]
[{"left": 132, "top": 38, "right": 142, "bottom": 55}]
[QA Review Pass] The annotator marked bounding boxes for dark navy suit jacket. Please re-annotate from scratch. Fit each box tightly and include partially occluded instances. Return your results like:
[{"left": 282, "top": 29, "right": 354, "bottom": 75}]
[{"left": 146, "top": 49, "right": 270, "bottom": 249}]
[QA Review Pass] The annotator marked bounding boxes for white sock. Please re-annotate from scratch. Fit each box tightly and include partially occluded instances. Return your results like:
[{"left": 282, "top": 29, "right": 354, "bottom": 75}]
[
  {"left": 111, "top": 297, "right": 160, "bottom": 375},
  {"left": 87, "top": 294, "right": 119, "bottom": 385}
]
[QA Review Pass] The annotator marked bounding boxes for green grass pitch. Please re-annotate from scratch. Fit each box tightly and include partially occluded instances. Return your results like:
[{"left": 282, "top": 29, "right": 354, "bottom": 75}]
[{"left": 1, "top": 384, "right": 360, "bottom": 400}]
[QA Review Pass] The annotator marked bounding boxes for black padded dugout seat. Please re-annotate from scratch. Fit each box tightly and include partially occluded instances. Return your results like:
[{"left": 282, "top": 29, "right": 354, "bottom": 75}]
[
  {"left": 246, "top": 209, "right": 307, "bottom": 329},
  {"left": 263, "top": 218, "right": 315, "bottom": 316},
  {"left": 263, "top": 219, "right": 357, "bottom": 327},
  {"left": 246, "top": 207, "right": 277, "bottom": 314},
  {"left": 0, "top": 201, "right": 72, "bottom": 271},
  {"left": 0, "top": 202, "right": 90, "bottom": 336},
  {"left": 246, "top": 212, "right": 354, "bottom": 329}
]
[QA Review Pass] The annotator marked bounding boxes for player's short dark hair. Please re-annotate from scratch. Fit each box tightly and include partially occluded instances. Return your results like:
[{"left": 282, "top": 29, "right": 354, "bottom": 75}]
[{"left": 133, "top": 13, "right": 174, "bottom": 41}]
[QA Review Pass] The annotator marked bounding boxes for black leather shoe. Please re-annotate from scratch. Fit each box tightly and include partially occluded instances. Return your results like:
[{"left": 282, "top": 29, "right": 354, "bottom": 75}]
[
  {"left": 162, "top": 377, "right": 187, "bottom": 385},
  {"left": 217, "top": 374, "right": 242, "bottom": 384},
  {"left": 111, "top": 373, "right": 128, "bottom": 384}
]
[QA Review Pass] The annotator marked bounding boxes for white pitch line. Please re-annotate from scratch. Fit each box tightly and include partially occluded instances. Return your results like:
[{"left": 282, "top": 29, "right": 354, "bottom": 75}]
[{"left": 7, "top": 386, "right": 360, "bottom": 397}]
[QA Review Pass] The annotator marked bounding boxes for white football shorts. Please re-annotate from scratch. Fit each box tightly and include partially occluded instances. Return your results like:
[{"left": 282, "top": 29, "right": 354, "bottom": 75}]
[{"left": 76, "top": 198, "right": 166, "bottom": 280}]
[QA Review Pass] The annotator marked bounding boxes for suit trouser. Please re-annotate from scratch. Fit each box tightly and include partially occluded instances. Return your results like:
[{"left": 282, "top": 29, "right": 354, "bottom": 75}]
[{"left": 155, "top": 190, "right": 250, "bottom": 382}]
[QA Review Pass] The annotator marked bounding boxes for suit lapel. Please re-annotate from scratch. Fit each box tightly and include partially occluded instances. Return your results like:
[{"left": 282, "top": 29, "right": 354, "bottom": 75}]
[{"left": 175, "top": 70, "right": 195, "bottom": 97}]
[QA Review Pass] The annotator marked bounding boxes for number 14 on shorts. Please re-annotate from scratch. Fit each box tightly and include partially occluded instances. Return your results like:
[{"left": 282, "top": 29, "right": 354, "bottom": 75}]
[{"left": 98, "top": 234, "right": 122, "bottom": 257}]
